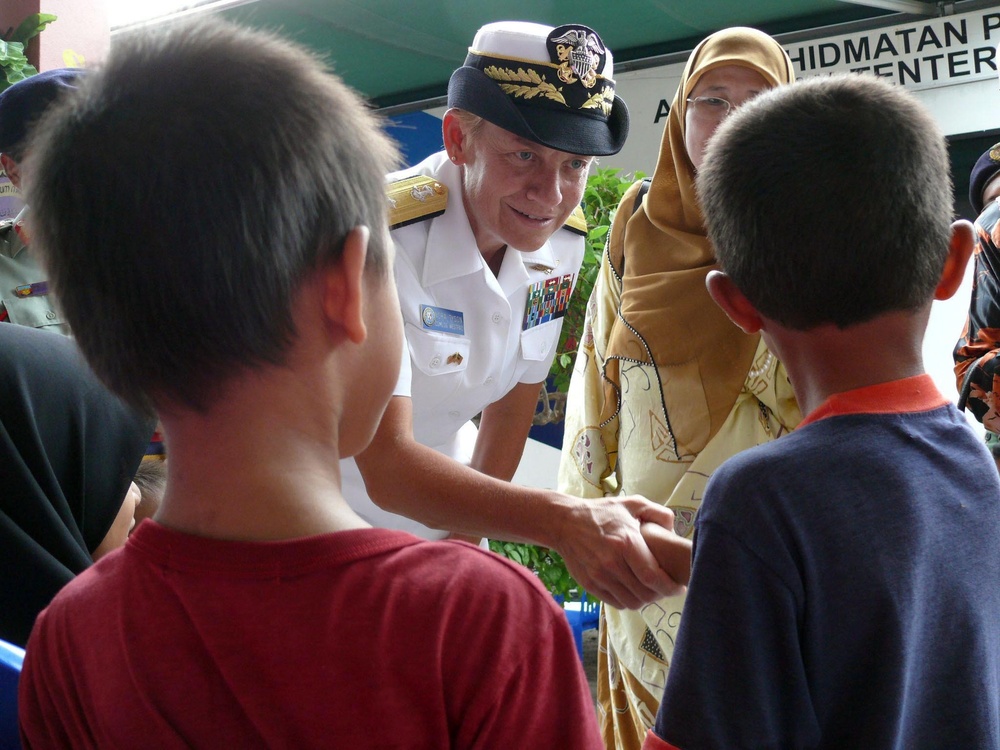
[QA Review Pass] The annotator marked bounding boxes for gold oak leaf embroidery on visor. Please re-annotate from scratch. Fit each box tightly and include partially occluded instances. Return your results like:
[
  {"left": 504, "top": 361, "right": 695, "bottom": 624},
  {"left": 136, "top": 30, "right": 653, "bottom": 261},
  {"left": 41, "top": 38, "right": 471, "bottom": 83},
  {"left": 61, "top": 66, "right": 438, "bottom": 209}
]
[
  {"left": 483, "top": 66, "right": 567, "bottom": 106},
  {"left": 581, "top": 87, "right": 614, "bottom": 115}
]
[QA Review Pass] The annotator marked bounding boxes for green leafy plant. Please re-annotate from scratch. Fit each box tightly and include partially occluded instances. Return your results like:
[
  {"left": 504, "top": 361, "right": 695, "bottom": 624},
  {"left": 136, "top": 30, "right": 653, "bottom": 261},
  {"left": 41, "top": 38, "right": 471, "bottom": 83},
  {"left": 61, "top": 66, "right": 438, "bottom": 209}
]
[
  {"left": 533, "top": 166, "right": 647, "bottom": 425},
  {"left": 550, "top": 166, "right": 646, "bottom": 394},
  {"left": 488, "top": 540, "right": 582, "bottom": 601},
  {"left": 0, "top": 14, "right": 58, "bottom": 92}
]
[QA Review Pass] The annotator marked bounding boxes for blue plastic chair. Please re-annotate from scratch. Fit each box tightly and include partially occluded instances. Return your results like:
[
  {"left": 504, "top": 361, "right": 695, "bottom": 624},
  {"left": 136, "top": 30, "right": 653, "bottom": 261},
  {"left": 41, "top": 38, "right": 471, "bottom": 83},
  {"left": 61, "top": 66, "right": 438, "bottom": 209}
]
[
  {"left": 556, "top": 593, "right": 600, "bottom": 661},
  {"left": 0, "top": 639, "right": 24, "bottom": 750}
]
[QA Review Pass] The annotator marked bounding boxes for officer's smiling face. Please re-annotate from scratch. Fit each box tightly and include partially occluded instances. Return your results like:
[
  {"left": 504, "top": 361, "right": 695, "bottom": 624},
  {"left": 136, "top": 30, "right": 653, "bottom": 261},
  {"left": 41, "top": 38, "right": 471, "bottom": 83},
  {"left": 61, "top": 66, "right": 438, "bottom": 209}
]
[{"left": 457, "top": 121, "right": 592, "bottom": 255}]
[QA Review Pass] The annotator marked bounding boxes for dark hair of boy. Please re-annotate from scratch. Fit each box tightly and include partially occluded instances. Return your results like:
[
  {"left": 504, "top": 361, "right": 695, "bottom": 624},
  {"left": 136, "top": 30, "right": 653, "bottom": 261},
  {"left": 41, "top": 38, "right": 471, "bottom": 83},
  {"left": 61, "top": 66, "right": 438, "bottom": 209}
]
[
  {"left": 25, "top": 21, "right": 398, "bottom": 413},
  {"left": 697, "top": 72, "right": 953, "bottom": 330}
]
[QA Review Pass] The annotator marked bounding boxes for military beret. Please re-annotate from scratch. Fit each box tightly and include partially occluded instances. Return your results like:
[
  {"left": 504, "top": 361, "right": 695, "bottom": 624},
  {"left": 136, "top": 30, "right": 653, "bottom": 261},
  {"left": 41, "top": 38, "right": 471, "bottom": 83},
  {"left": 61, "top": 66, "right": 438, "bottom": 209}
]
[
  {"left": 447, "top": 21, "right": 629, "bottom": 157},
  {"left": 969, "top": 143, "right": 1000, "bottom": 217},
  {"left": 0, "top": 68, "right": 85, "bottom": 156}
]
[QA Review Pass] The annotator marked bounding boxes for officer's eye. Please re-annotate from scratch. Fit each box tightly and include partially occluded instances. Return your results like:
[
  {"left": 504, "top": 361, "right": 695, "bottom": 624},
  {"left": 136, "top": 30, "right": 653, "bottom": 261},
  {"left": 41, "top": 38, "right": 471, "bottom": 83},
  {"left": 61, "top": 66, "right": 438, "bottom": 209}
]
[
  {"left": 568, "top": 158, "right": 588, "bottom": 170},
  {"left": 515, "top": 151, "right": 534, "bottom": 161}
]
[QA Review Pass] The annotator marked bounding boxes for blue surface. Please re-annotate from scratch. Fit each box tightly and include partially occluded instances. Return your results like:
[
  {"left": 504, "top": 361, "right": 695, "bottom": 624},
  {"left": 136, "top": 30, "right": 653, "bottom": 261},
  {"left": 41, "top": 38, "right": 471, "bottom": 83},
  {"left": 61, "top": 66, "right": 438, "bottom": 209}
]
[
  {"left": 556, "top": 593, "right": 600, "bottom": 662},
  {"left": 0, "top": 640, "right": 24, "bottom": 750},
  {"left": 383, "top": 111, "right": 443, "bottom": 168}
]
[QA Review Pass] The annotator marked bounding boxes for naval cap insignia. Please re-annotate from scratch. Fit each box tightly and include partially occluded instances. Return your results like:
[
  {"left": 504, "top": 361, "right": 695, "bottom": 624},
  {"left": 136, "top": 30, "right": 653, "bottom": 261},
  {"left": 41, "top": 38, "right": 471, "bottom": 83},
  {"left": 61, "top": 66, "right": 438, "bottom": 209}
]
[{"left": 548, "top": 25, "right": 606, "bottom": 90}]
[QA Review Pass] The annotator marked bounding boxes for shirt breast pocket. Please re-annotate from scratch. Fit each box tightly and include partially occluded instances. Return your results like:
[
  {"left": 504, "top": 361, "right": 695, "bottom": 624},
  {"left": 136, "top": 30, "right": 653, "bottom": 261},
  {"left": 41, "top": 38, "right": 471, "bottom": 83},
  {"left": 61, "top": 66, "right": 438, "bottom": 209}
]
[
  {"left": 3, "top": 295, "right": 62, "bottom": 330},
  {"left": 519, "top": 319, "right": 561, "bottom": 362},
  {"left": 406, "top": 324, "right": 471, "bottom": 377}
]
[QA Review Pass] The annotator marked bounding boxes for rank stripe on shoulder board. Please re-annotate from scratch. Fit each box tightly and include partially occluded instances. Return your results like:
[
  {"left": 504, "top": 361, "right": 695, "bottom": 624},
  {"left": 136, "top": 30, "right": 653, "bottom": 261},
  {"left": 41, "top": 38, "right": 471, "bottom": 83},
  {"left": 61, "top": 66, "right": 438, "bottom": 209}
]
[
  {"left": 562, "top": 205, "right": 587, "bottom": 236},
  {"left": 387, "top": 176, "right": 448, "bottom": 230}
]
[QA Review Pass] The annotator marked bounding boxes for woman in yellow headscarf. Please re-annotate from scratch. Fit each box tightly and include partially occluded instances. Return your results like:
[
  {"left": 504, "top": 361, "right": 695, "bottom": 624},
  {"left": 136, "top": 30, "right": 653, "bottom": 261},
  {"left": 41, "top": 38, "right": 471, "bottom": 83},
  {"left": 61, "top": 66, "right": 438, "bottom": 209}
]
[{"left": 558, "top": 27, "right": 801, "bottom": 749}]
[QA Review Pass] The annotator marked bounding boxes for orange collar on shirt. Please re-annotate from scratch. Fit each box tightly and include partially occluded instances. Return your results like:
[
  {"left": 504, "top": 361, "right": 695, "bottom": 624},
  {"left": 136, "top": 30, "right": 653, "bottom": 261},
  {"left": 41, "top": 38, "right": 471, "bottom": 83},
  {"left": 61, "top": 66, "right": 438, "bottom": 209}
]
[{"left": 799, "top": 374, "right": 948, "bottom": 429}]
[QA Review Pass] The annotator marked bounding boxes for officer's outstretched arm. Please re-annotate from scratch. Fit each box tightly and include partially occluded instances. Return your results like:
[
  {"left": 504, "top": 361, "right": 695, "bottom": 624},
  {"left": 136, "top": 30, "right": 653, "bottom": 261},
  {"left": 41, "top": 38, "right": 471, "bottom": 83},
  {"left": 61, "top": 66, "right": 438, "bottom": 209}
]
[
  {"left": 469, "top": 381, "right": 542, "bottom": 483},
  {"left": 354, "top": 395, "right": 686, "bottom": 608}
]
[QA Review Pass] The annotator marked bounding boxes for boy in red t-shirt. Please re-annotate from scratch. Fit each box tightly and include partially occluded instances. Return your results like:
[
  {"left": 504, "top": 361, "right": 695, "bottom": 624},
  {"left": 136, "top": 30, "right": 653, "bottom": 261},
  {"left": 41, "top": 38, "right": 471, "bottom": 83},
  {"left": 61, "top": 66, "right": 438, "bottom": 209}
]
[{"left": 18, "top": 19, "right": 602, "bottom": 748}]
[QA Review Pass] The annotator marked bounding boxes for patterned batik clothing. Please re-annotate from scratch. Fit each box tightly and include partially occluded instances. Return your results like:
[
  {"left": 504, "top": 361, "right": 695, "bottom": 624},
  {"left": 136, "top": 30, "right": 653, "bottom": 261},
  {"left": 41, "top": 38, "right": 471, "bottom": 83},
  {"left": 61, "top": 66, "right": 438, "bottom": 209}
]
[
  {"left": 558, "top": 239, "right": 801, "bottom": 750},
  {"left": 558, "top": 27, "right": 797, "bottom": 749},
  {"left": 955, "top": 198, "right": 1000, "bottom": 433}
]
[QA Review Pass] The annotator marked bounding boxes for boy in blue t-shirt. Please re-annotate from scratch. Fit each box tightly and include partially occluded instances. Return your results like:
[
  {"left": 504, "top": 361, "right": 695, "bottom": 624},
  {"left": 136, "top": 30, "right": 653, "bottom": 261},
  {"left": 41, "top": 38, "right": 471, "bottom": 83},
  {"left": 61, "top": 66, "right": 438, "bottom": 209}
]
[{"left": 643, "top": 73, "right": 1000, "bottom": 749}]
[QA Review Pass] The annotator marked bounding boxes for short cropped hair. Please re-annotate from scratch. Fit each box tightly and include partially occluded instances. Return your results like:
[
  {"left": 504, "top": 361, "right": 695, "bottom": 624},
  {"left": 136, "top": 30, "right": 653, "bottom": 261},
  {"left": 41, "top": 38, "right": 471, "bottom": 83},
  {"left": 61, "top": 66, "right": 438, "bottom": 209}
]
[
  {"left": 697, "top": 73, "right": 953, "bottom": 330},
  {"left": 26, "top": 19, "right": 399, "bottom": 411},
  {"left": 447, "top": 108, "right": 486, "bottom": 146}
]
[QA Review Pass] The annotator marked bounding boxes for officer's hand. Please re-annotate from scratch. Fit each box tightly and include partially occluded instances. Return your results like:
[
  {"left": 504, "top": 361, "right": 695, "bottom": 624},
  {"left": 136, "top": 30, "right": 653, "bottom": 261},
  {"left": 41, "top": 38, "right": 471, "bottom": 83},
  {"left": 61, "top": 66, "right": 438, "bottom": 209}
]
[{"left": 553, "top": 495, "right": 688, "bottom": 610}]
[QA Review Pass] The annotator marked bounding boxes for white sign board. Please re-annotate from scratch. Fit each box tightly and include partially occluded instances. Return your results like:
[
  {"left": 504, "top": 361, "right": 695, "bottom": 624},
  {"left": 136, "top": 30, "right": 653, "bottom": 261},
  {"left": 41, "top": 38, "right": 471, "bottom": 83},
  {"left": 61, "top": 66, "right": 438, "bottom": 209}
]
[{"left": 605, "top": 7, "right": 1000, "bottom": 177}]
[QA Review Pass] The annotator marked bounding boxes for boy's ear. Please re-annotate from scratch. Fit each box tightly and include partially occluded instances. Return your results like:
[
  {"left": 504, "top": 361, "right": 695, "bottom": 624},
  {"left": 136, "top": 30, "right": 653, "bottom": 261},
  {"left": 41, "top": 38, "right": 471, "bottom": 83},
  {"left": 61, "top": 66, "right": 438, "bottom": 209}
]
[
  {"left": 934, "top": 219, "right": 975, "bottom": 301},
  {"left": 322, "top": 226, "right": 369, "bottom": 344},
  {"left": 705, "top": 270, "right": 763, "bottom": 334}
]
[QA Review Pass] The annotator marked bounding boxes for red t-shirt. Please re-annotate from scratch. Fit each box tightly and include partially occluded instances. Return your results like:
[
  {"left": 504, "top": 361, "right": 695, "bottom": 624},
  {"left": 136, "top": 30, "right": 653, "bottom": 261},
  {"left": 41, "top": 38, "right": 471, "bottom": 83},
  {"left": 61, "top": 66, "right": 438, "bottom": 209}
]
[{"left": 20, "top": 522, "right": 601, "bottom": 748}]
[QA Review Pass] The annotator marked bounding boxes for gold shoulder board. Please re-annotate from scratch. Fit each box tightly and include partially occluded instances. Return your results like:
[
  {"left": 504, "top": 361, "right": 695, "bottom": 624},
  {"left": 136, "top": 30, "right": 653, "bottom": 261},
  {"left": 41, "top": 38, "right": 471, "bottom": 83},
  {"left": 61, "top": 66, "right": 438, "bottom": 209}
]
[
  {"left": 562, "top": 205, "right": 587, "bottom": 236},
  {"left": 387, "top": 176, "right": 448, "bottom": 230}
]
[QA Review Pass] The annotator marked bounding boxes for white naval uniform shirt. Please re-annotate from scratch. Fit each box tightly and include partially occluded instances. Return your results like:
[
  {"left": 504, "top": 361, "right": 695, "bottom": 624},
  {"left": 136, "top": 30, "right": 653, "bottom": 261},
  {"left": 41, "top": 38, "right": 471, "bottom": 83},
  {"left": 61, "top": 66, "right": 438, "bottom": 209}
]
[{"left": 341, "top": 150, "right": 585, "bottom": 538}]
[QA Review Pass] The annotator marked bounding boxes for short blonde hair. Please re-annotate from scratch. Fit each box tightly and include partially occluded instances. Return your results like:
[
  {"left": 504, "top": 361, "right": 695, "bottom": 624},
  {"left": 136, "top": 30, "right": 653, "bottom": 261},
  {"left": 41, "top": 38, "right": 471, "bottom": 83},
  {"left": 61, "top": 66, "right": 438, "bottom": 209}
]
[{"left": 448, "top": 108, "right": 486, "bottom": 146}]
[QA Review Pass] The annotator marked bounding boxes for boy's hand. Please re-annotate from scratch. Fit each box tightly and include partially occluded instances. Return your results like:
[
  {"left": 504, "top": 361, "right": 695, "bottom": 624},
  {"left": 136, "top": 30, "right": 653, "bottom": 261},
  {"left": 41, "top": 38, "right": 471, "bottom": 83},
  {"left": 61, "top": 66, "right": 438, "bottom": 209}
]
[{"left": 640, "top": 522, "right": 692, "bottom": 587}]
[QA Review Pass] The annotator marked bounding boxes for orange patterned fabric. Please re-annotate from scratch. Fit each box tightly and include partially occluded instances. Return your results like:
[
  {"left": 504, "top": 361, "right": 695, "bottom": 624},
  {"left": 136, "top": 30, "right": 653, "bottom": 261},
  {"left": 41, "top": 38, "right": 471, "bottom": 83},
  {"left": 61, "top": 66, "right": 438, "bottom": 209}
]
[{"left": 955, "top": 199, "right": 1000, "bottom": 434}]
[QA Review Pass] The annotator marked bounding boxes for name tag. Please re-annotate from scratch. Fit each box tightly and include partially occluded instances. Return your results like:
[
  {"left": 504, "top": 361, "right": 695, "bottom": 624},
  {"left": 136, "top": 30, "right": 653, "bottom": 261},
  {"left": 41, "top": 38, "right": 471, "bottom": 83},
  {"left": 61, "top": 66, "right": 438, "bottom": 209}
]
[
  {"left": 522, "top": 273, "right": 575, "bottom": 330},
  {"left": 420, "top": 304, "right": 465, "bottom": 335}
]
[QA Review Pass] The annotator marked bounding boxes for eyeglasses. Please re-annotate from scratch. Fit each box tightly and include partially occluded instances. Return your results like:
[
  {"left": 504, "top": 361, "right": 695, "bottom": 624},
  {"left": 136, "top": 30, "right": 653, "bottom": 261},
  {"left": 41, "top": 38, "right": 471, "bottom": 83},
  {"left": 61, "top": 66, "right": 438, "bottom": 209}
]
[{"left": 686, "top": 96, "right": 737, "bottom": 119}]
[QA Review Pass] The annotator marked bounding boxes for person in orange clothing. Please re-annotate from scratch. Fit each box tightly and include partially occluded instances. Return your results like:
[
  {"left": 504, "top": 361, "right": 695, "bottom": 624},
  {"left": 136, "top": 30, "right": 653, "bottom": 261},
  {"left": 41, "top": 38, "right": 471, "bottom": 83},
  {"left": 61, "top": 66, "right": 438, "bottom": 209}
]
[{"left": 954, "top": 142, "right": 1000, "bottom": 469}]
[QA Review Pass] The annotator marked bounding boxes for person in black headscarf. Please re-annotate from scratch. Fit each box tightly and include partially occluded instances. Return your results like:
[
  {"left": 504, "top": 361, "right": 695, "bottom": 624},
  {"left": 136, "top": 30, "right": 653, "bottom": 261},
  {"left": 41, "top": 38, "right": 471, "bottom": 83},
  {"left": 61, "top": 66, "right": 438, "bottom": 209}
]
[{"left": 0, "top": 323, "right": 152, "bottom": 647}]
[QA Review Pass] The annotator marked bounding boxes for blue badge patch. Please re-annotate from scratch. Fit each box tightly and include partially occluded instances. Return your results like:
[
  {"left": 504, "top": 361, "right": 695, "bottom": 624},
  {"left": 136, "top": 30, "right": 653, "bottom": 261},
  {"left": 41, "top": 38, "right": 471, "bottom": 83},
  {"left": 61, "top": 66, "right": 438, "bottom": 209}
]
[
  {"left": 420, "top": 304, "right": 465, "bottom": 335},
  {"left": 523, "top": 273, "right": 575, "bottom": 330}
]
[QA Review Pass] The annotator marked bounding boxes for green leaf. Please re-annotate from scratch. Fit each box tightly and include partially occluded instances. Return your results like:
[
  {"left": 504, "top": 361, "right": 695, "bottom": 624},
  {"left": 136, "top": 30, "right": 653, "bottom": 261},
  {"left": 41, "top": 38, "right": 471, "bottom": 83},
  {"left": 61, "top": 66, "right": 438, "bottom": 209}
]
[
  {"left": 0, "top": 39, "right": 22, "bottom": 62},
  {"left": 8, "top": 14, "right": 58, "bottom": 45},
  {"left": 588, "top": 225, "right": 610, "bottom": 241}
]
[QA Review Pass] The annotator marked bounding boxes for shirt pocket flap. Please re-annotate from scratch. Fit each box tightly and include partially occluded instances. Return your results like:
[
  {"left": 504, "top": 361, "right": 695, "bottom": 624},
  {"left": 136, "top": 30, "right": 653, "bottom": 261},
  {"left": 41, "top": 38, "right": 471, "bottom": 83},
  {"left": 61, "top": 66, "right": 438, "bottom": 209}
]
[
  {"left": 519, "top": 320, "right": 560, "bottom": 362},
  {"left": 406, "top": 324, "right": 471, "bottom": 377},
  {"left": 3, "top": 295, "right": 62, "bottom": 329}
]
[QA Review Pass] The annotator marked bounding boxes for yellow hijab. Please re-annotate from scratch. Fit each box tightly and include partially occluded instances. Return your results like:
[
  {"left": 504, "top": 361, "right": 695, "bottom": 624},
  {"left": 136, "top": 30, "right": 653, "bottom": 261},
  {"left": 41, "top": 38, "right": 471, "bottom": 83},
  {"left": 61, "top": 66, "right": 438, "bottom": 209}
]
[{"left": 601, "top": 28, "right": 794, "bottom": 457}]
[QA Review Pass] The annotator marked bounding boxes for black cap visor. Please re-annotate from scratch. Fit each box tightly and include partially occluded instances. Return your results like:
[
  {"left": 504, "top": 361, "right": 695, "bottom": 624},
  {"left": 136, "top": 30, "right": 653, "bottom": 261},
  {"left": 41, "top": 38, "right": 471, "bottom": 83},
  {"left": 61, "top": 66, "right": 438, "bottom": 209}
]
[{"left": 448, "top": 66, "right": 628, "bottom": 157}]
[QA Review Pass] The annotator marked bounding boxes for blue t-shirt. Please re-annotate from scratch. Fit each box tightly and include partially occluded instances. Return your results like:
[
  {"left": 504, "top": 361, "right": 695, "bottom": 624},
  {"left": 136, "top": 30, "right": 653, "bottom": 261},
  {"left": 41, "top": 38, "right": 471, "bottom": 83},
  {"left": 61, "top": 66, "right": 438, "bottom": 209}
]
[{"left": 653, "top": 377, "right": 1000, "bottom": 749}]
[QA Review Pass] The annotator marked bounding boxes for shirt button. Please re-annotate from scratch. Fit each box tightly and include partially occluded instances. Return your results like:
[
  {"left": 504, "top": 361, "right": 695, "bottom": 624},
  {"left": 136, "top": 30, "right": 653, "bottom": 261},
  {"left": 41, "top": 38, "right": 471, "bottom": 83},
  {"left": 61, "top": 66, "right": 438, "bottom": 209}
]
[
  {"left": 449, "top": 410, "right": 460, "bottom": 418},
  {"left": 491, "top": 312, "right": 502, "bottom": 324},
  {"left": 430, "top": 356, "right": 441, "bottom": 368},
  {"left": 485, "top": 376, "right": 494, "bottom": 386},
  {"left": 45, "top": 310, "right": 56, "bottom": 320}
]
